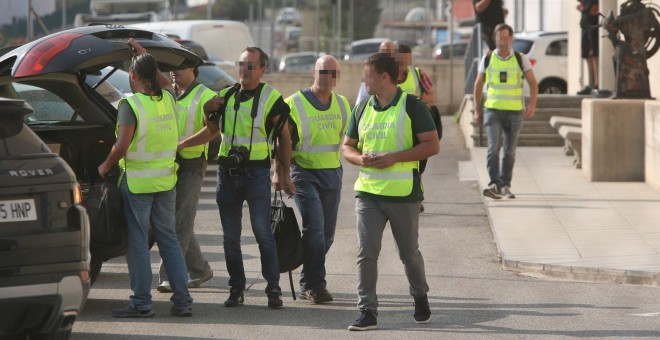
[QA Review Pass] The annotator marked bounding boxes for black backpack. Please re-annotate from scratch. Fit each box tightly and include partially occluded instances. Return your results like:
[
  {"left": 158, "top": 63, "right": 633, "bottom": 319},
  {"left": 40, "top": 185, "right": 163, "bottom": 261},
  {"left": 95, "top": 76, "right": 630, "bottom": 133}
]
[
  {"left": 354, "top": 93, "right": 441, "bottom": 174},
  {"left": 270, "top": 191, "right": 304, "bottom": 299}
]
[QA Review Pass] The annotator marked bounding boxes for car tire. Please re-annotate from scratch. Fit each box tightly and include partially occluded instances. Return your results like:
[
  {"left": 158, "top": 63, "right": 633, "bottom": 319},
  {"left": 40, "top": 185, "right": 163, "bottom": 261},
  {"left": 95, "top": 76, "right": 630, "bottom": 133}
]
[
  {"left": 90, "top": 256, "right": 103, "bottom": 285},
  {"left": 539, "top": 80, "right": 566, "bottom": 94}
]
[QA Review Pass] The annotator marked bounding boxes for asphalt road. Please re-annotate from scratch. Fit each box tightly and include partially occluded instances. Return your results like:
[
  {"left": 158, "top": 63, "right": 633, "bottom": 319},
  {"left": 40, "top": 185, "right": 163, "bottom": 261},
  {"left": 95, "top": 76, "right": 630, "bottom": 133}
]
[{"left": 71, "top": 117, "right": 660, "bottom": 339}]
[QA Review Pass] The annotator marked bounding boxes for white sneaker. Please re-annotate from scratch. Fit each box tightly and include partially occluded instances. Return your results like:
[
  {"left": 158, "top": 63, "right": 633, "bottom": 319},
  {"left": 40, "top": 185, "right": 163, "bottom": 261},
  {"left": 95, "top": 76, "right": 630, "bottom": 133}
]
[{"left": 501, "top": 186, "right": 516, "bottom": 199}]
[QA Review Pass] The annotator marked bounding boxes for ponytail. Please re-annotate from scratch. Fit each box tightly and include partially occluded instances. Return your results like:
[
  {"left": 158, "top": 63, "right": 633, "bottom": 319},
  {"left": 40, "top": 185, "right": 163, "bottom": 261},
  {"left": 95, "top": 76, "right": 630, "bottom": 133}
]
[{"left": 129, "top": 53, "right": 163, "bottom": 101}]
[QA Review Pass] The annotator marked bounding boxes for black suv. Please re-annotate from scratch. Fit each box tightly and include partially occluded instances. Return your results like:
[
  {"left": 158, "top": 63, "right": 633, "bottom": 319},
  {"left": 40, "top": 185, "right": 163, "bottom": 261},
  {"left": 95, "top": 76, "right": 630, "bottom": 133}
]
[
  {"left": 0, "top": 98, "right": 90, "bottom": 339},
  {"left": 0, "top": 26, "right": 201, "bottom": 287}
]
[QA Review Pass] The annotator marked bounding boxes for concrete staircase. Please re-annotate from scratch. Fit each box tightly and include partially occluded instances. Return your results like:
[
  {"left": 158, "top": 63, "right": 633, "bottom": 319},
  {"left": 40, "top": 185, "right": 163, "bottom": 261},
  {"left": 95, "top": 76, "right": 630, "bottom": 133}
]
[{"left": 469, "top": 95, "right": 584, "bottom": 147}]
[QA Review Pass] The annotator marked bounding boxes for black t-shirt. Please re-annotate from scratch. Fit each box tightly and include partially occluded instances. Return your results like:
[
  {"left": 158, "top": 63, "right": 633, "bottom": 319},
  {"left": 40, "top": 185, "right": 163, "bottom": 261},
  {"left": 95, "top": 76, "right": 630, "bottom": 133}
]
[
  {"left": 579, "top": 0, "right": 599, "bottom": 29},
  {"left": 474, "top": 0, "right": 504, "bottom": 28}
]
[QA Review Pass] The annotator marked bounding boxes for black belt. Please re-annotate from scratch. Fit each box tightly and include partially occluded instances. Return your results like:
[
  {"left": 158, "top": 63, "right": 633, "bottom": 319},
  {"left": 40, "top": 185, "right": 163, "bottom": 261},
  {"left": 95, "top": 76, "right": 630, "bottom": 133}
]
[{"left": 219, "top": 166, "right": 267, "bottom": 177}]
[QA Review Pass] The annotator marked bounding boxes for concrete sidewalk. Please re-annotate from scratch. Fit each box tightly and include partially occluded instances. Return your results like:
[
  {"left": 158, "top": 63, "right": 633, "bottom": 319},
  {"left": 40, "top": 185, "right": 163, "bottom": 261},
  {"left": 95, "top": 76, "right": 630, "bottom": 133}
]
[{"left": 468, "top": 147, "right": 660, "bottom": 286}]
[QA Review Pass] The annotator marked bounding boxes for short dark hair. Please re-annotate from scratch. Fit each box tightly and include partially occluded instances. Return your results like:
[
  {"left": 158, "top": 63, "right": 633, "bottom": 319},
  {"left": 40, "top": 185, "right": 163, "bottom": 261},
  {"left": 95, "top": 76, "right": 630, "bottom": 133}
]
[
  {"left": 398, "top": 44, "right": 412, "bottom": 54},
  {"left": 364, "top": 53, "right": 398, "bottom": 84},
  {"left": 493, "top": 23, "right": 514, "bottom": 38},
  {"left": 243, "top": 47, "right": 269, "bottom": 68}
]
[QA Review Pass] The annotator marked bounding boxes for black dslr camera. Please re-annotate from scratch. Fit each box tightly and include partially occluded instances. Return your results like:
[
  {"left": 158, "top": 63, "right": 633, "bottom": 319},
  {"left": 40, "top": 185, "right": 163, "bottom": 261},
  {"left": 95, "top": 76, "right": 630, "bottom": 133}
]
[
  {"left": 207, "top": 104, "right": 226, "bottom": 121},
  {"left": 226, "top": 146, "right": 250, "bottom": 168}
]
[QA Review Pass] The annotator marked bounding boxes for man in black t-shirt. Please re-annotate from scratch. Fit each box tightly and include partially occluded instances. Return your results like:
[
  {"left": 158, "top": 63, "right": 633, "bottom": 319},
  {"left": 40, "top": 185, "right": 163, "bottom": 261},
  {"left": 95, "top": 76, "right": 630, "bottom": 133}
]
[
  {"left": 474, "top": 0, "right": 505, "bottom": 51},
  {"left": 577, "top": 0, "right": 600, "bottom": 95}
]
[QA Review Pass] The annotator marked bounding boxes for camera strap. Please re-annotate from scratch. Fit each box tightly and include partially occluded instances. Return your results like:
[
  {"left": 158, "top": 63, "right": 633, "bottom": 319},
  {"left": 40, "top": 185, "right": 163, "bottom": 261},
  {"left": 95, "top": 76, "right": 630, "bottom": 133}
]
[{"left": 229, "top": 83, "right": 263, "bottom": 155}]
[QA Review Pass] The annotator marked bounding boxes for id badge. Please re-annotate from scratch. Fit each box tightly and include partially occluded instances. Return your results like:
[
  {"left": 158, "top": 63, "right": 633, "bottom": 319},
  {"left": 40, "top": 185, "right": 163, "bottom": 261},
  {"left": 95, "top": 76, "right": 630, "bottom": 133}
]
[{"left": 499, "top": 71, "right": 507, "bottom": 83}]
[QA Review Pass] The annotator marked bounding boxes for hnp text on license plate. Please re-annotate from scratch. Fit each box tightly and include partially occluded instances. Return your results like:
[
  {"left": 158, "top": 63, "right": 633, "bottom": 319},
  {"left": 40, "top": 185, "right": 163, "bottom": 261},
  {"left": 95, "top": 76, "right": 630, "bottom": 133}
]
[{"left": 0, "top": 199, "right": 37, "bottom": 223}]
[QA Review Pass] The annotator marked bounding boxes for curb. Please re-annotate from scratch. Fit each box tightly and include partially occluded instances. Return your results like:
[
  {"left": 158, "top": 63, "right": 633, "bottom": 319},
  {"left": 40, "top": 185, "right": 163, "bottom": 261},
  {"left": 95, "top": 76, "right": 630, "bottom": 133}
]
[{"left": 502, "top": 258, "right": 660, "bottom": 287}]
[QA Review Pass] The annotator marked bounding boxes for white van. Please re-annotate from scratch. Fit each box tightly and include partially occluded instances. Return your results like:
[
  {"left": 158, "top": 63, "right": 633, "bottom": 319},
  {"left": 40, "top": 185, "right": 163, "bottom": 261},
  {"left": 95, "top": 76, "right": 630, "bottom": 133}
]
[{"left": 131, "top": 20, "right": 255, "bottom": 63}]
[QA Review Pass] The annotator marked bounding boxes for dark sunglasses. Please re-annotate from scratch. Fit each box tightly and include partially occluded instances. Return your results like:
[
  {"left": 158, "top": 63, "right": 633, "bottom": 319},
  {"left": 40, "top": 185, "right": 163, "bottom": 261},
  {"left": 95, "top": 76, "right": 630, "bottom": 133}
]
[
  {"left": 318, "top": 69, "right": 339, "bottom": 77},
  {"left": 236, "top": 61, "right": 261, "bottom": 70}
]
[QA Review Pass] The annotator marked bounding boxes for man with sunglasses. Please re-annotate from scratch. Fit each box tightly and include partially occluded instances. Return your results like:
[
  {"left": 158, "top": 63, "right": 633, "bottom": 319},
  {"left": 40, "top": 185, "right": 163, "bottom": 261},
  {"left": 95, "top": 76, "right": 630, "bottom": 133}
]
[
  {"left": 281, "top": 55, "right": 350, "bottom": 304},
  {"left": 155, "top": 66, "right": 216, "bottom": 294},
  {"left": 180, "top": 47, "right": 294, "bottom": 309}
]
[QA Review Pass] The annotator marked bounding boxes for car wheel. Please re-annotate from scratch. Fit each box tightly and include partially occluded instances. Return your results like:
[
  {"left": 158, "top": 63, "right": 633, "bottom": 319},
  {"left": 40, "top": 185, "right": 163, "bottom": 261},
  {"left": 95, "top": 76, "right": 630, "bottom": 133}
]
[
  {"left": 90, "top": 256, "right": 103, "bottom": 285},
  {"left": 539, "top": 80, "right": 566, "bottom": 94}
]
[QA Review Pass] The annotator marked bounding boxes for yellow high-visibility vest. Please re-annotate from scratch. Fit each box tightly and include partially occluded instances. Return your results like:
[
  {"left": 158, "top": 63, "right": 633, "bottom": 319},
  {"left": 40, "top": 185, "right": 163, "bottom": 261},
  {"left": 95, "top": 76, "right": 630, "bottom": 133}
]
[
  {"left": 484, "top": 52, "right": 524, "bottom": 111},
  {"left": 354, "top": 94, "right": 418, "bottom": 197},
  {"left": 175, "top": 84, "right": 217, "bottom": 159},
  {"left": 286, "top": 91, "right": 350, "bottom": 169},
  {"left": 119, "top": 91, "right": 178, "bottom": 194}
]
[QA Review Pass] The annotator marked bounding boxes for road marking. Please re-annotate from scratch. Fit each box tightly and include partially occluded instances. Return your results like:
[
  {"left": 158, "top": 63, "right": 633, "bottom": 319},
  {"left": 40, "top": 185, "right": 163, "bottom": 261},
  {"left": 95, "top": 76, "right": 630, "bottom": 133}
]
[{"left": 629, "top": 312, "right": 660, "bottom": 317}]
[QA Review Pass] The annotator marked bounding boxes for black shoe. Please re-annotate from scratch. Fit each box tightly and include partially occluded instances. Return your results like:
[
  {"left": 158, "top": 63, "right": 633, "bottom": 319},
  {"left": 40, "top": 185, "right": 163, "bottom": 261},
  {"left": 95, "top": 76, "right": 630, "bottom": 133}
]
[
  {"left": 111, "top": 305, "right": 155, "bottom": 318},
  {"left": 413, "top": 295, "right": 431, "bottom": 324},
  {"left": 348, "top": 309, "right": 377, "bottom": 331},
  {"left": 483, "top": 183, "right": 502, "bottom": 199},
  {"left": 170, "top": 305, "right": 193, "bottom": 317},
  {"left": 267, "top": 291, "right": 283, "bottom": 309},
  {"left": 300, "top": 288, "right": 334, "bottom": 304},
  {"left": 577, "top": 86, "right": 592, "bottom": 95},
  {"left": 224, "top": 291, "right": 244, "bottom": 307}
]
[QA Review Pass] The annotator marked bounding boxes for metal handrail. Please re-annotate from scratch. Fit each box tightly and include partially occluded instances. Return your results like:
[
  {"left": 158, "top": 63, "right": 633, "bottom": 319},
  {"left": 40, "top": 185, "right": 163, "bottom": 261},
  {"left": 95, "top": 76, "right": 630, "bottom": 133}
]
[{"left": 463, "top": 23, "right": 483, "bottom": 95}]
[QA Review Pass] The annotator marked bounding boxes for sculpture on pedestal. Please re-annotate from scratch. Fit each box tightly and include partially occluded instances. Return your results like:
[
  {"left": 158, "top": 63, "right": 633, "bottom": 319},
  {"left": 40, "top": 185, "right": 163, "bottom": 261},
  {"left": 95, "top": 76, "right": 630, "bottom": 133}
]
[{"left": 603, "top": 0, "right": 660, "bottom": 98}]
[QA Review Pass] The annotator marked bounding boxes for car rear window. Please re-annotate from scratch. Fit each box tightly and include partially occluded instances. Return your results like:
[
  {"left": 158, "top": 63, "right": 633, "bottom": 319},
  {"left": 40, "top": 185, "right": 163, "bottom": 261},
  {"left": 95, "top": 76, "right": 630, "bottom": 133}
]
[
  {"left": 351, "top": 43, "right": 381, "bottom": 56},
  {"left": 512, "top": 39, "right": 533, "bottom": 54},
  {"left": 0, "top": 123, "right": 50, "bottom": 157},
  {"left": 13, "top": 84, "right": 79, "bottom": 122}
]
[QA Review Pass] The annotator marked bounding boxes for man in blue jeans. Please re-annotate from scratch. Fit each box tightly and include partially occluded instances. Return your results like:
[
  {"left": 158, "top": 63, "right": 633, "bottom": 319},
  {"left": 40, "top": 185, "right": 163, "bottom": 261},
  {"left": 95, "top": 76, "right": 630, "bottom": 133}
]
[
  {"left": 473, "top": 23, "right": 538, "bottom": 199},
  {"left": 283, "top": 55, "right": 350, "bottom": 303},
  {"left": 98, "top": 41, "right": 192, "bottom": 317},
  {"left": 181, "top": 47, "right": 294, "bottom": 309}
]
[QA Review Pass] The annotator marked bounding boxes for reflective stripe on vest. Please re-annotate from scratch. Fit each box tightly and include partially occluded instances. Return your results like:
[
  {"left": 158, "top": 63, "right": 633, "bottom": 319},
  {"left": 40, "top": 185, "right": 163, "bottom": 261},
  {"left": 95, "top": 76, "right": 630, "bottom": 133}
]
[
  {"left": 354, "top": 94, "right": 418, "bottom": 197},
  {"left": 121, "top": 91, "right": 178, "bottom": 194},
  {"left": 219, "top": 84, "right": 276, "bottom": 160},
  {"left": 484, "top": 54, "right": 524, "bottom": 111},
  {"left": 398, "top": 67, "right": 421, "bottom": 96},
  {"left": 177, "top": 84, "right": 216, "bottom": 159},
  {"left": 289, "top": 91, "right": 349, "bottom": 169}
]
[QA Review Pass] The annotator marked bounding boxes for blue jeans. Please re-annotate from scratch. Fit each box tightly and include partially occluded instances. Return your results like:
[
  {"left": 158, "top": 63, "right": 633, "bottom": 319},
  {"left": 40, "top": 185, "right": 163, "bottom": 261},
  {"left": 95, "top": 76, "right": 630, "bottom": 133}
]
[
  {"left": 293, "top": 180, "right": 341, "bottom": 291},
  {"left": 159, "top": 158, "right": 211, "bottom": 282},
  {"left": 484, "top": 108, "right": 524, "bottom": 188},
  {"left": 216, "top": 167, "right": 280, "bottom": 294},
  {"left": 120, "top": 181, "right": 192, "bottom": 311}
]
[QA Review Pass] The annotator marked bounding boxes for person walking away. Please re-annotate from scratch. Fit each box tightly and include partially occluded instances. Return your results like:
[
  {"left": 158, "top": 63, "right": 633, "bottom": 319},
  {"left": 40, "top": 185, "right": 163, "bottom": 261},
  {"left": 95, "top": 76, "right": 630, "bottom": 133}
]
[
  {"left": 156, "top": 65, "right": 216, "bottom": 293},
  {"left": 473, "top": 23, "right": 538, "bottom": 199},
  {"left": 282, "top": 55, "right": 350, "bottom": 304},
  {"left": 342, "top": 53, "right": 440, "bottom": 331},
  {"left": 179, "top": 47, "right": 295, "bottom": 309},
  {"left": 474, "top": 0, "right": 506, "bottom": 51},
  {"left": 98, "top": 39, "right": 193, "bottom": 318}
]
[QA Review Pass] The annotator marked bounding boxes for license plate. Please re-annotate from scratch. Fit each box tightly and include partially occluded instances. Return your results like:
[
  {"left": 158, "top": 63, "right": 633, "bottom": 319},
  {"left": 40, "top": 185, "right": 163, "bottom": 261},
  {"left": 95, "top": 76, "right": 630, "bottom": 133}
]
[{"left": 0, "top": 199, "right": 37, "bottom": 223}]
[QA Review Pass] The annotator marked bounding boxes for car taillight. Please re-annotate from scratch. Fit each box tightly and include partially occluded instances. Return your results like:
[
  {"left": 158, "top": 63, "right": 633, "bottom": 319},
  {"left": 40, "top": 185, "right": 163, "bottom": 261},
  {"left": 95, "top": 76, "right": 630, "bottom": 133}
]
[
  {"left": 530, "top": 58, "right": 536, "bottom": 66},
  {"left": 72, "top": 182, "right": 83, "bottom": 205},
  {"left": 14, "top": 32, "right": 84, "bottom": 78}
]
